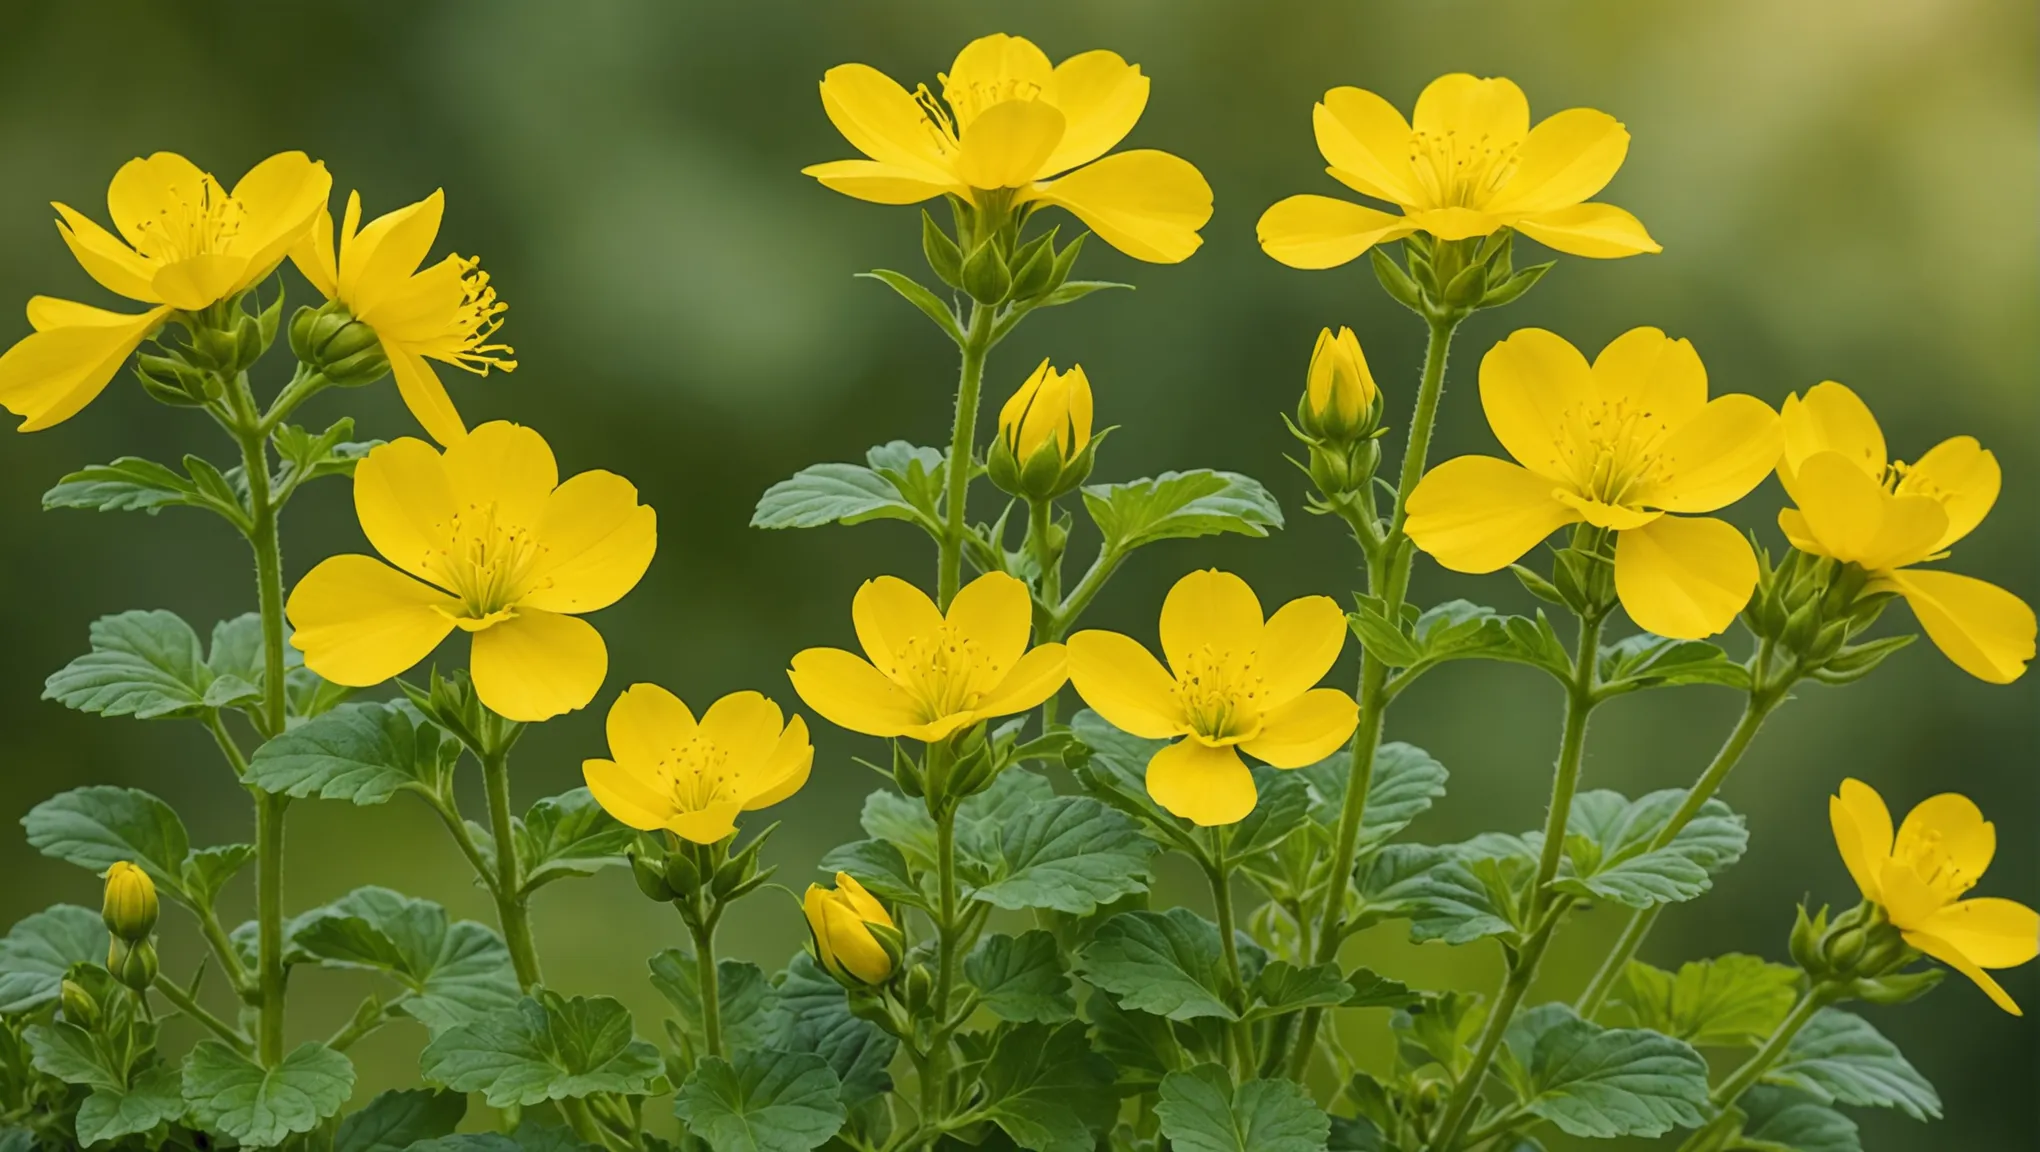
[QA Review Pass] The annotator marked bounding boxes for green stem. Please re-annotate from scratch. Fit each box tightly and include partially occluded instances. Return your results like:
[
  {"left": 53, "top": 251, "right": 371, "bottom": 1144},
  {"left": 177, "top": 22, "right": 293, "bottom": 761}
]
[
  {"left": 428, "top": 795, "right": 502, "bottom": 899},
  {"left": 1675, "top": 987, "right": 1833, "bottom": 1152},
  {"left": 1047, "top": 546, "right": 1124, "bottom": 638},
  {"left": 921, "top": 800, "right": 960, "bottom": 1139},
  {"left": 937, "top": 304, "right": 994, "bottom": 609},
  {"left": 233, "top": 416, "right": 291, "bottom": 1066},
  {"left": 482, "top": 747, "right": 542, "bottom": 990},
  {"left": 1028, "top": 498, "right": 1064, "bottom": 729},
  {"left": 152, "top": 978, "right": 251, "bottom": 1054},
  {"left": 204, "top": 714, "right": 250, "bottom": 778},
  {"left": 1206, "top": 829, "right": 1253, "bottom": 1080},
  {"left": 690, "top": 913, "right": 723, "bottom": 1059}
]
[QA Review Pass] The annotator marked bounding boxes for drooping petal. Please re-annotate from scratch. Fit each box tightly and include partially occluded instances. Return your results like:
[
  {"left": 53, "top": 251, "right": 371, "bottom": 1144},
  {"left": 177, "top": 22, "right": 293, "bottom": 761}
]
[
  {"left": 521, "top": 471, "right": 657, "bottom": 614},
  {"left": 1240, "top": 688, "right": 1358, "bottom": 769},
  {"left": 1485, "top": 108, "right": 1629, "bottom": 216},
  {"left": 106, "top": 153, "right": 211, "bottom": 249},
  {"left": 1145, "top": 739, "right": 1257, "bottom": 827},
  {"left": 53, "top": 205, "right": 158, "bottom": 302},
  {"left": 1645, "top": 394, "right": 1782, "bottom": 514},
  {"left": 1898, "top": 437, "right": 2000, "bottom": 553},
  {"left": 1404, "top": 456, "right": 1577, "bottom": 574},
  {"left": 582, "top": 757, "right": 675, "bottom": 831},
  {"left": 1829, "top": 782, "right": 1888, "bottom": 905},
  {"left": 286, "top": 554, "right": 457, "bottom": 687},
  {"left": 468, "top": 607, "right": 606, "bottom": 722},
  {"left": 699, "top": 691, "right": 786, "bottom": 772},
  {"left": 0, "top": 304, "right": 173, "bottom": 432},
  {"left": 1903, "top": 929, "right": 2023, "bottom": 1015},
  {"left": 1412, "top": 74, "right": 1529, "bottom": 146},
  {"left": 1779, "top": 382, "right": 1885, "bottom": 495},
  {"left": 1040, "top": 50, "right": 1148, "bottom": 176},
  {"left": 1031, "top": 149, "right": 1213, "bottom": 264},
  {"left": 745, "top": 715, "right": 814, "bottom": 810},
  {"left": 387, "top": 348, "right": 468, "bottom": 447},
  {"left": 1884, "top": 569, "right": 2036, "bottom": 685},
  {"left": 816, "top": 64, "right": 955, "bottom": 180},
  {"left": 348, "top": 191, "right": 445, "bottom": 309},
  {"left": 444, "top": 421, "right": 557, "bottom": 529},
  {"left": 1160, "top": 569, "right": 1264, "bottom": 676},
  {"left": 1916, "top": 898, "right": 2040, "bottom": 969},
  {"left": 1479, "top": 327, "right": 1597, "bottom": 482},
  {"left": 1255, "top": 194, "right": 1414, "bottom": 269},
  {"left": 1895, "top": 792, "right": 1996, "bottom": 897},
  {"left": 151, "top": 253, "right": 252, "bottom": 311},
  {"left": 289, "top": 200, "right": 340, "bottom": 299},
  {"left": 851, "top": 576, "right": 944, "bottom": 682},
  {"left": 1255, "top": 596, "right": 1348, "bottom": 705},
  {"left": 1612, "top": 515, "right": 1757, "bottom": 640},
  {"left": 946, "top": 572, "right": 1035, "bottom": 683},
  {"left": 956, "top": 99, "right": 1066, "bottom": 189},
  {"left": 1513, "top": 203, "right": 1661, "bottom": 258},
  {"left": 788, "top": 648, "right": 926, "bottom": 738},
  {"left": 225, "top": 151, "right": 332, "bottom": 291},
  {"left": 1790, "top": 453, "right": 1945, "bottom": 571},
  {"left": 352, "top": 436, "right": 457, "bottom": 585},
  {"left": 606, "top": 682, "right": 696, "bottom": 771},
  {"left": 1588, "top": 327, "right": 1706, "bottom": 432},
  {"left": 1313, "top": 87, "right": 1420, "bottom": 206},
  {"left": 801, "top": 160, "right": 961, "bottom": 206},
  {"left": 1066, "top": 630, "right": 1186, "bottom": 739},
  {"left": 972, "top": 643, "right": 1070, "bottom": 720}
]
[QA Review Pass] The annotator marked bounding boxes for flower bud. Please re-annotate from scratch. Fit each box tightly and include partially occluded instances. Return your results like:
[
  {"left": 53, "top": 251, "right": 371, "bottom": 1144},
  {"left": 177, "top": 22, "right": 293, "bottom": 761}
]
[
  {"left": 1299, "top": 328, "right": 1381, "bottom": 444},
  {"left": 101, "top": 862, "right": 158, "bottom": 943},
  {"left": 288, "top": 300, "right": 390, "bottom": 388},
  {"left": 630, "top": 848, "right": 678, "bottom": 903},
  {"left": 60, "top": 978, "right": 102, "bottom": 1030},
  {"left": 107, "top": 938, "right": 158, "bottom": 992},
  {"left": 803, "top": 873, "right": 901, "bottom": 986},
  {"left": 988, "top": 360, "right": 1098, "bottom": 501}
]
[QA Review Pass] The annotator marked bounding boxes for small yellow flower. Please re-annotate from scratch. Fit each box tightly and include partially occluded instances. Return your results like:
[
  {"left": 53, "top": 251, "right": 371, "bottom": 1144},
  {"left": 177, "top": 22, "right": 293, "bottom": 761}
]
[
  {"left": 804, "top": 873, "right": 900, "bottom": 986},
  {"left": 286, "top": 421, "right": 656, "bottom": 723},
  {"left": 1777, "top": 383, "right": 2034, "bottom": 684},
  {"left": 1404, "top": 327, "right": 1780, "bottom": 640},
  {"left": 1067, "top": 569, "right": 1358, "bottom": 827},
  {"left": 0, "top": 151, "right": 330, "bottom": 430},
  {"left": 803, "top": 32, "right": 1213, "bottom": 263},
  {"left": 790, "top": 572, "right": 1067, "bottom": 742},
  {"left": 1301, "top": 326, "right": 1379, "bottom": 442},
  {"left": 1829, "top": 778, "right": 2038, "bottom": 1015},
  {"left": 292, "top": 190, "right": 516, "bottom": 446},
  {"left": 583, "top": 685, "right": 812, "bottom": 844},
  {"left": 1257, "top": 74, "right": 1658, "bottom": 269},
  {"left": 100, "top": 861, "right": 158, "bottom": 943}
]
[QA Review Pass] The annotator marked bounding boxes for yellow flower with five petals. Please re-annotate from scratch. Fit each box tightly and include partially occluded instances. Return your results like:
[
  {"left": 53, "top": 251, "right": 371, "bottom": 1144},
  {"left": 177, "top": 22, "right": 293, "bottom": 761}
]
[
  {"left": 1405, "top": 328, "right": 1780, "bottom": 640},
  {"left": 1777, "top": 382, "right": 2034, "bottom": 684},
  {"left": 583, "top": 685, "right": 812, "bottom": 844},
  {"left": 287, "top": 421, "right": 656, "bottom": 723},
  {"left": 803, "top": 32, "right": 1213, "bottom": 263},
  {"left": 1067, "top": 569, "right": 1358, "bottom": 827},
  {"left": 1830, "top": 778, "right": 2038, "bottom": 1015},
  {"left": 788, "top": 572, "right": 1067, "bottom": 742},
  {"left": 1258, "top": 74, "right": 1658, "bottom": 269}
]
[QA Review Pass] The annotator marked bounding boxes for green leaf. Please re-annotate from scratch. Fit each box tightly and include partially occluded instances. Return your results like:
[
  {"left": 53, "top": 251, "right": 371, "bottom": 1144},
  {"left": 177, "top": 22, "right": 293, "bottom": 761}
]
[
  {"left": 815, "top": 839, "right": 923, "bottom": 907},
  {"left": 1552, "top": 790, "right": 1748, "bottom": 908},
  {"left": 0, "top": 904, "right": 108, "bottom": 1014},
  {"left": 243, "top": 701, "right": 454, "bottom": 804},
  {"left": 43, "top": 610, "right": 231, "bottom": 720},
  {"left": 1357, "top": 845, "right": 1518, "bottom": 945},
  {"left": 767, "top": 955, "right": 896, "bottom": 1100},
  {"left": 674, "top": 1050, "right": 845, "bottom": 1152},
  {"left": 1226, "top": 767, "right": 1311, "bottom": 857},
  {"left": 1302, "top": 742, "right": 1448, "bottom": 851},
  {"left": 272, "top": 419, "right": 375, "bottom": 491},
  {"left": 22, "top": 786, "right": 191, "bottom": 898},
  {"left": 1155, "top": 1064, "right": 1330, "bottom": 1152},
  {"left": 420, "top": 992, "right": 665, "bottom": 1107},
  {"left": 649, "top": 952, "right": 779, "bottom": 1052},
  {"left": 856, "top": 269, "right": 963, "bottom": 343},
  {"left": 966, "top": 931, "right": 1075, "bottom": 1023},
  {"left": 1606, "top": 955, "right": 1799, "bottom": 1047},
  {"left": 1077, "top": 908, "right": 1235, "bottom": 1022},
  {"left": 857, "top": 791, "right": 939, "bottom": 871},
  {"left": 27, "top": 1021, "right": 123, "bottom": 1091},
  {"left": 976, "top": 1021, "right": 1117, "bottom": 1152},
  {"left": 334, "top": 1089, "right": 467, "bottom": 1152},
  {"left": 973, "top": 795, "right": 1157, "bottom": 915},
  {"left": 1597, "top": 633, "right": 1750, "bottom": 695},
  {"left": 1085, "top": 989, "right": 1183, "bottom": 1090},
  {"left": 181, "top": 1040, "right": 355, "bottom": 1148},
  {"left": 1500, "top": 1004, "right": 1710, "bottom": 1139},
  {"left": 1343, "top": 968, "right": 1420, "bottom": 1009},
  {"left": 182, "top": 843, "right": 255, "bottom": 906},
  {"left": 514, "top": 789, "right": 633, "bottom": 891},
  {"left": 290, "top": 887, "right": 520, "bottom": 1034},
  {"left": 43, "top": 457, "right": 219, "bottom": 516},
  {"left": 75, "top": 1063, "right": 186, "bottom": 1147},
  {"left": 1082, "top": 470, "right": 1283, "bottom": 553},
  {"left": 1246, "top": 962, "right": 1351, "bottom": 1023},
  {"left": 1391, "top": 991, "right": 1483, "bottom": 1073},
  {"left": 751, "top": 441, "right": 946, "bottom": 533},
  {"left": 1734, "top": 1086, "right": 1861, "bottom": 1152},
  {"left": 1761, "top": 1008, "right": 1940, "bottom": 1121}
]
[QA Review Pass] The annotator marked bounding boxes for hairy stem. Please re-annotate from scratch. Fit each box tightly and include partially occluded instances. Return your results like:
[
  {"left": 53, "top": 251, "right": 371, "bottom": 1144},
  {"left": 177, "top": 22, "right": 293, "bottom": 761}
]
[
  {"left": 1675, "top": 987, "right": 1833, "bottom": 1152},
  {"left": 482, "top": 747, "right": 542, "bottom": 990},
  {"left": 234, "top": 416, "right": 291, "bottom": 1066},
  {"left": 691, "top": 912, "right": 723, "bottom": 1060},
  {"left": 1206, "top": 829, "right": 1253, "bottom": 1080},
  {"left": 937, "top": 304, "right": 994, "bottom": 608},
  {"left": 152, "top": 978, "right": 251, "bottom": 1054},
  {"left": 920, "top": 800, "right": 961, "bottom": 1141}
]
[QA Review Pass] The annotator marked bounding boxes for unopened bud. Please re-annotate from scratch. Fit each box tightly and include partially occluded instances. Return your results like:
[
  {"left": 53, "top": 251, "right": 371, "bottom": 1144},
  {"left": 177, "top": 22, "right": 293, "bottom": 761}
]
[
  {"left": 1298, "top": 327, "right": 1381, "bottom": 444},
  {"left": 804, "top": 873, "right": 901, "bottom": 986},
  {"left": 60, "top": 978, "right": 101, "bottom": 1029},
  {"left": 630, "top": 849, "right": 678, "bottom": 903},
  {"left": 989, "top": 360, "right": 1098, "bottom": 501},
  {"left": 289, "top": 300, "right": 390, "bottom": 388},
  {"left": 107, "top": 938, "right": 158, "bottom": 992},
  {"left": 101, "top": 862, "right": 158, "bottom": 943}
]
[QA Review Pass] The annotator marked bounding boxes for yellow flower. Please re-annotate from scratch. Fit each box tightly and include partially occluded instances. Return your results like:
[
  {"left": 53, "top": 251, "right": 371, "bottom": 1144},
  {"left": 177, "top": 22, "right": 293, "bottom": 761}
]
[
  {"left": 1301, "top": 326, "right": 1379, "bottom": 442},
  {"left": 1257, "top": 74, "right": 1659, "bottom": 269},
  {"left": 292, "top": 190, "right": 515, "bottom": 446},
  {"left": 999, "top": 358, "right": 1093, "bottom": 463},
  {"left": 1404, "top": 328, "right": 1780, "bottom": 640},
  {"left": 0, "top": 151, "right": 330, "bottom": 430},
  {"left": 286, "top": 421, "right": 656, "bottom": 723},
  {"left": 804, "top": 873, "right": 900, "bottom": 986},
  {"left": 1067, "top": 569, "right": 1358, "bottom": 827},
  {"left": 789, "top": 572, "right": 1067, "bottom": 743},
  {"left": 583, "top": 685, "right": 812, "bottom": 844},
  {"left": 803, "top": 32, "right": 1213, "bottom": 263},
  {"left": 1777, "top": 382, "right": 2034, "bottom": 684},
  {"left": 100, "top": 861, "right": 158, "bottom": 943},
  {"left": 1829, "top": 778, "right": 2038, "bottom": 1015}
]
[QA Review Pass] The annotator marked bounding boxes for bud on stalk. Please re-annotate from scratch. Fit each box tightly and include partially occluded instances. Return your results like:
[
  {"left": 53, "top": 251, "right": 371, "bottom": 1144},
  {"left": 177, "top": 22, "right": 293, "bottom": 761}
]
[
  {"left": 101, "top": 862, "right": 158, "bottom": 943},
  {"left": 988, "top": 359, "right": 1099, "bottom": 502},
  {"left": 803, "top": 872, "right": 902, "bottom": 986}
]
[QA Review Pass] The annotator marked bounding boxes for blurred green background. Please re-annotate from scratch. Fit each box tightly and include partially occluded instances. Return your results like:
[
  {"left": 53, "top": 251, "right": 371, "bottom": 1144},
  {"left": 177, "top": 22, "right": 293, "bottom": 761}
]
[{"left": 0, "top": 1, "right": 2031, "bottom": 1147}]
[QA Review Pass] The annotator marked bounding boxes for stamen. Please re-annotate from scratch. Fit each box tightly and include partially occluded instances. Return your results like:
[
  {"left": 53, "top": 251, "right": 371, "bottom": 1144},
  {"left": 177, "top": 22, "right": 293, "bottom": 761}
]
[
  {"left": 1173, "top": 645, "right": 1265, "bottom": 741},
  {"left": 1408, "top": 130, "right": 1520, "bottom": 209},
  {"left": 885, "top": 627, "right": 1003, "bottom": 722},
  {"left": 448, "top": 258, "right": 517, "bottom": 376},
  {"left": 420, "top": 500, "right": 549, "bottom": 619},
  {"left": 131, "top": 173, "right": 245, "bottom": 264}
]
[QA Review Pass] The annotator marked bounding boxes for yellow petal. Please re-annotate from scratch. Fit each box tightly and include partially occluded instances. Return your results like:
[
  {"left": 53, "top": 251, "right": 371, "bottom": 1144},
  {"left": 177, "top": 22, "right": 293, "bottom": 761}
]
[
  {"left": 1514, "top": 203, "right": 1661, "bottom": 258},
  {"left": 468, "top": 607, "right": 606, "bottom": 722},
  {"left": 1031, "top": 149, "right": 1213, "bottom": 264},
  {"left": 1403, "top": 207, "right": 1502, "bottom": 241},
  {"left": 1255, "top": 194, "right": 1413, "bottom": 270},
  {"left": 1485, "top": 108, "right": 1629, "bottom": 216},
  {"left": 106, "top": 153, "right": 210, "bottom": 249},
  {"left": 151, "top": 253, "right": 252, "bottom": 311},
  {"left": 289, "top": 201, "right": 340, "bottom": 299},
  {"left": 1404, "top": 456, "right": 1578, "bottom": 574},
  {"left": 1066, "top": 630, "right": 1186, "bottom": 739},
  {"left": 354, "top": 254, "right": 464, "bottom": 343},
  {"left": 1240, "top": 688, "right": 1358, "bottom": 769},
  {"left": 1780, "top": 382, "right": 1885, "bottom": 497},
  {"left": 1646, "top": 394, "right": 1781, "bottom": 514},
  {"left": 789, "top": 647, "right": 925, "bottom": 738},
  {"left": 350, "top": 191, "right": 445, "bottom": 308},
  {"left": 957, "top": 99, "right": 1066, "bottom": 189},
  {"left": 821, "top": 897, "right": 894, "bottom": 983},
  {"left": 1256, "top": 596, "right": 1348, "bottom": 705},
  {"left": 901, "top": 714, "right": 977, "bottom": 743},
  {"left": 1902, "top": 929, "right": 2023, "bottom": 1015},
  {"left": 521, "top": 471, "right": 657, "bottom": 614},
  {"left": 582, "top": 757, "right": 674, "bottom": 832},
  {"left": 973, "top": 643, "right": 1069, "bottom": 720},
  {"left": 1791, "top": 453, "right": 1945, "bottom": 571},
  {"left": 387, "top": 348, "right": 468, "bottom": 447},
  {"left": 853, "top": 576, "right": 944, "bottom": 679},
  {"left": 1899, "top": 436, "right": 2000, "bottom": 553},
  {"left": 1479, "top": 327, "right": 1596, "bottom": 482},
  {"left": 1160, "top": 569, "right": 1263, "bottom": 676},
  {"left": 1412, "top": 74, "right": 1528, "bottom": 147},
  {"left": 745, "top": 715, "right": 814, "bottom": 810},
  {"left": 837, "top": 873, "right": 893, "bottom": 927},
  {"left": 606, "top": 682, "right": 696, "bottom": 771},
  {"left": 1612, "top": 515, "right": 1757, "bottom": 640},
  {"left": 1588, "top": 326, "right": 1705, "bottom": 432},
  {"left": 225, "top": 152, "right": 331, "bottom": 292},
  {"left": 1917, "top": 898, "right": 2040, "bottom": 969},
  {"left": 944, "top": 34, "right": 1053, "bottom": 129},
  {"left": 53, "top": 205, "right": 158, "bottom": 302},
  {"left": 1040, "top": 50, "right": 1148, "bottom": 177},
  {"left": 946, "top": 572, "right": 1034, "bottom": 683},
  {"left": 352, "top": 436, "right": 456, "bottom": 585},
  {"left": 1877, "top": 858, "right": 1947, "bottom": 929},
  {"left": 801, "top": 159, "right": 960, "bottom": 206},
  {"left": 699, "top": 690, "right": 786, "bottom": 772},
  {"left": 1554, "top": 491, "right": 1661, "bottom": 531},
  {"left": 1146, "top": 738, "right": 1257, "bottom": 827},
  {"left": 1895, "top": 792, "right": 1996, "bottom": 894},
  {"left": 816, "top": 63, "right": 955, "bottom": 180},
  {"left": 1314, "top": 87, "right": 1420, "bottom": 206},
  {"left": 444, "top": 421, "right": 557, "bottom": 528},
  {"left": 1777, "top": 508, "right": 1826, "bottom": 557},
  {"left": 286, "top": 554, "right": 456, "bottom": 687},
  {"left": 1829, "top": 781, "right": 1888, "bottom": 905},
  {"left": 1885, "top": 569, "right": 2035, "bottom": 685},
  {"left": 0, "top": 304, "right": 172, "bottom": 432},
  {"left": 671, "top": 802, "right": 744, "bottom": 846}
]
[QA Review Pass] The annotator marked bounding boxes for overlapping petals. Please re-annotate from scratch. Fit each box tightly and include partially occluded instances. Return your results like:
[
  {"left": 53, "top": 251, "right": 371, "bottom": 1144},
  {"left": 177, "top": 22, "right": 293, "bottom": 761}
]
[
  {"left": 1067, "top": 569, "right": 1357, "bottom": 826},
  {"left": 286, "top": 421, "right": 656, "bottom": 722},
  {"left": 583, "top": 685, "right": 812, "bottom": 844},
  {"left": 804, "top": 873, "right": 898, "bottom": 985}
]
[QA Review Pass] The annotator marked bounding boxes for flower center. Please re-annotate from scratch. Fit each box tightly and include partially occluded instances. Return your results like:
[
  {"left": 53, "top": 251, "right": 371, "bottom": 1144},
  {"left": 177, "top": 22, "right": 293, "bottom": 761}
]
[
  {"left": 911, "top": 85, "right": 964, "bottom": 158},
  {"left": 131, "top": 174, "right": 245, "bottom": 264},
  {"left": 938, "top": 71, "right": 1044, "bottom": 132},
  {"left": 1408, "top": 129, "right": 1519, "bottom": 209},
  {"left": 884, "top": 628, "right": 1003, "bottom": 723},
  {"left": 666, "top": 734, "right": 736, "bottom": 812},
  {"left": 1174, "top": 645, "right": 1264, "bottom": 742},
  {"left": 1555, "top": 398, "right": 1674, "bottom": 508},
  {"left": 1897, "top": 828, "right": 1978, "bottom": 905},
  {"left": 423, "top": 501, "right": 548, "bottom": 620}
]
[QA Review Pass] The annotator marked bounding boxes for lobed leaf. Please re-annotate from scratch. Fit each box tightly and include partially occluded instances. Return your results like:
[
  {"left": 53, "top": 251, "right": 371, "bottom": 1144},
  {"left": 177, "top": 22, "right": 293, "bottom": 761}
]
[
  {"left": 243, "top": 701, "right": 454, "bottom": 805},
  {"left": 976, "top": 1021, "right": 1117, "bottom": 1152},
  {"left": 0, "top": 904, "right": 108, "bottom": 1014},
  {"left": 1761, "top": 1008, "right": 1940, "bottom": 1121},
  {"left": 1082, "top": 470, "right": 1282, "bottom": 554},
  {"left": 1155, "top": 1064, "right": 1330, "bottom": 1152},
  {"left": 182, "top": 1040, "right": 355, "bottom": 1148},
  {"left": 22, "top": 786, "right": 191, "bottom": 899},
  {"left": 1078, "top": 908, "right": 1235, "bottom": 1022},
  {"left": 768, "top": 954, "right": 896, "bottom": 1101},
  {"left": 966, "top": 931, "right": 1076, "bottom": 1023},
  {"left": 419, "top": 992, "right": 664, "bottom": 1107},
  {"left": 674, "top": 1049, "right": 845, "bottom": 1152},
  {"left": 1501, "top": 1004, "right": 1710, "bottom": 1139},
  {"left": 650, "top": 952, "right": 779, "bottom": 1053},
  {"left": 75, "top": 1063, "right": 186, "bottom": 1147},
  {"left": 291, "top": 887, "right": 520, "bottom": 1034},
  {"left": 1606, "top": 954, "right": 1800, "bottom": 1047},
  {"left": 333, "top": 1089, "right": 468, "bottom": 1152}
]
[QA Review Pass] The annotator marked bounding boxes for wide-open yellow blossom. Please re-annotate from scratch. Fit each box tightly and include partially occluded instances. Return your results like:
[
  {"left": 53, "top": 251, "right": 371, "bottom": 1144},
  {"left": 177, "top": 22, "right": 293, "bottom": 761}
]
[
  {"left": 292, "top": 190, "right": 515, "bottom": 446},
  {"left": 1778, "top": 382, "right": 2034, "bottom": 684},
  {"left": 1405, "top": 328, "right": 1780, "bottom": 640},
  {"left": 1068, "top": 569, "right": 1357, "bottom": 827},
  {"left": 790, "top": 572, "right": 1066, "bottom": 742},
  {"left": 803, "top": 32, "right": 1213, "bottom": 263},
  {"left": 1830, "top": 778, "right": 2038, "bottom": 1014},
  {"left": 583, "top": 685, "right": 811, "bottom": 844},
  {"left": 287, "top": 421, "right": 656, "bottom": 723},
  {"left": 0, "top": 151, "right": 330, "bottom": 431},
  {"left": 1258, "top": 74, "right": 1658, "bottom": 269},
  {"left": 805, "top": 873, "right": 898, "bottom": 986}
]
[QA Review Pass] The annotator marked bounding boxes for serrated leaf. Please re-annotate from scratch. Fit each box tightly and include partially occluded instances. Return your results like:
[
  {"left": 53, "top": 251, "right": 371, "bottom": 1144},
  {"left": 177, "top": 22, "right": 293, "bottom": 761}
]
[
  {"left": 1734, "top": 1086, "right": 1861, "bottom": 1152},
  {"left": 1082, "top": 470, "right": 1282, "bottom": 553},
  {"left": 183, "top": 843, "right": 255, "bottom": 906},
  {"left": 43, "top": 457, "right": 213, "bottom": 516},
  {"left": 977, "top": 1021, "right": 1117, "bottom": 1152},
  {"left": 1085, "top": 989, "right": 1183, "bottom": 1090},
  {"left": 0, "top": 904, "right": 108, "bottom": 1014},
  {"left": 815, "top": 839, "right": 922, "bottom": 907},
  {"left": 182, "top": 1040, "right": 355, "bottom": 1148},
  {"left": 27, "top": 1021, "right": 123, "bottom": 1091},
  {"left": 751, "top": 441, "right": 946, "bottom": 533},
  {"left": 1607, "top": 955, "right": 1799, "bottom": 1047},
  {"left": 43, "top": 610, "right": 224, "bottom": 720},
  {"left": 966, "top": 931, "right": 1075, "bottom": 1023},
  {"left": 75, "top": 1062, "right": 185, "bottom": 1147},
  {"left": 768, "top": 954, "right": 896, "bottom": 1100},
  {"left": 420, "top": 992, "right": 664, "bottom": 1107},
  {"left": 1343, "top": 967, "right": 1420, "bottom": 1009},
  {"left": 1598, "top": 633, "right": 1750, "bottom": 694},
  {"left": 1357, "top": 845, "right": 1517, "bottom": 945},
  {"left": 1155, "top": 1064, "right": 1330, "bottom": 1152},
  {"left": 1246, "top": 961, "right": 1351, "bottom": 1023},
  {"left": 1761, "top": 1008, "right": 1939, "bottom": 1120},
  {"left": 649, "top": 952, "right": 779, "bottom": 1053},
  {"left": 514, "top": 789, "right": 633, "bottom": 891},
  {"left": 1226, "top": 767, "right": 1311, "bottom": 856},
  {"left": 1078, "top": 908, "right": 1235, "bottom": 1021},
  {"left": 22, "top": 786, "right": 191, "bottom": 898},
  {"left": 1302, "top": 742, "right": 1448, "bottom": 851},
  {"left": 291, "top": 887, "right": 519, "bottom": 1034},
  {"left": 334, "top": 1088, "right": 467, "bottom": 1152},
  {"left": 974, "top": 795, "right": 1157, "bottom": 914},
  {"left": 1501, "top": 1004, "right": 1710, "bottom": 1139},
  {"left": 243, "top": 701, "right": 452, "bottom": 804},
  {"left": 1552, "top": 789, "right": 1748, "bottom": 908},
  {"left": 674, "top": 1049, "right": 845, "bottom": 1152}
]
